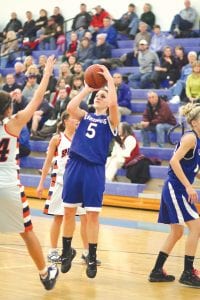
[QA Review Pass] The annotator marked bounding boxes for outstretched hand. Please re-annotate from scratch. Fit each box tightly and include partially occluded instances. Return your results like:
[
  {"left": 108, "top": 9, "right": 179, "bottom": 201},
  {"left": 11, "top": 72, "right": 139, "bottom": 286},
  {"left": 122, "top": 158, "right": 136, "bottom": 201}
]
[{"left": 44, "top": 55, "right": 56, "bottom": 76}]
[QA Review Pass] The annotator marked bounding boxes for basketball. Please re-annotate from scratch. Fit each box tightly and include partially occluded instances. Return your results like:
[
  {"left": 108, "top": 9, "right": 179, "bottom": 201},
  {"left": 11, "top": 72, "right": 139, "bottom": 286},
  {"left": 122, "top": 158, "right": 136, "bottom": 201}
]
[{"left": 84, "top": 64, "right": 107, "bottom": 89}]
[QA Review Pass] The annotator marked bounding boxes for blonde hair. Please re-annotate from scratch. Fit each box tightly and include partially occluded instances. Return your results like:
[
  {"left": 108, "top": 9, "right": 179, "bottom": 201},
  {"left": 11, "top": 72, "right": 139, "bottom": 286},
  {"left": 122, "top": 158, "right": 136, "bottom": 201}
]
[
  {"left": 191, "top": 60, "right": 200, "bottom": 70},
  {"left": 180, "top": 103, "right": 200, "bottom": 125}
]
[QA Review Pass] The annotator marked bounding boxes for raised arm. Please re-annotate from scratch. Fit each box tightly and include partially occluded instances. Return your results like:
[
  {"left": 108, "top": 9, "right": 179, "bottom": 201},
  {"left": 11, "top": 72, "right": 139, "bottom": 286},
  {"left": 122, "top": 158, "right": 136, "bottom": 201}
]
[
  {"left": 98, "top": 65, "right": 119, "bottom": 128},
  {"left": 67, "top": 85, "right": 93, "bottom": 120},
  {"left": 7, "top": 55, "right": 56, "bottom": 136}
]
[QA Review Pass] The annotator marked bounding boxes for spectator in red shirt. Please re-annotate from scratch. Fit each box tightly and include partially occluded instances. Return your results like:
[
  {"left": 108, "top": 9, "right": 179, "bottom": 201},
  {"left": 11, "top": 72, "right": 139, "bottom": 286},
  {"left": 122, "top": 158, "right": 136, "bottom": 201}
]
[{"left": 89, "top": 5, "right": 111, "bottom": 40}]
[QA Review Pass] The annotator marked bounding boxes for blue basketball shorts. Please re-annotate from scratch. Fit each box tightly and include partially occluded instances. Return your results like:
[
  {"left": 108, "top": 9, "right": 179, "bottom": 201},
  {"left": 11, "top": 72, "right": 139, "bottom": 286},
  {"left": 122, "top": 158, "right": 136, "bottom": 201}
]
[
  {"left": 158, "top": 180, "right": 199, "bottom": 224},
  {"left": 62, "top": 157, "right": 105, "bottom": 212}
]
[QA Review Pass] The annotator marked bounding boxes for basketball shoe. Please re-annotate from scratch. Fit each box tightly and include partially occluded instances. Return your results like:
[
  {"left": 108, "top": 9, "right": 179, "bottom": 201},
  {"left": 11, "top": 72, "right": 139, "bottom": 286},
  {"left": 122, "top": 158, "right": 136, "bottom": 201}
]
[
  {"left": 86, "top": 259, "right": 97, "bottom": 278},
  {"left": 149, "top": 268, "right": 175, "bottom": 282},
  {"left": 81, "top": 253, "right": 101, "bottom": 266},
  {"left": 61, "top": 248, "right": 76, "bottom": 273},
  {"left": 179, "top": 269, "right": 200, "bottom": 287},
  {"left": 47, "top": 250, "right": 61, "bottom": 264},
  {"left": 40, "top": 265, "right": 59, "bottom": 290}
]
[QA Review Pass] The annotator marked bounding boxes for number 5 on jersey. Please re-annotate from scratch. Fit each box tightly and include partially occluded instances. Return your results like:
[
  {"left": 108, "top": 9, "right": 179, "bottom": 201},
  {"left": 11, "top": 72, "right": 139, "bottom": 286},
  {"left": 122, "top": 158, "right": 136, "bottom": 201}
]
[{"left": 86, "top": 123, "right": 97, "bottom": 139}]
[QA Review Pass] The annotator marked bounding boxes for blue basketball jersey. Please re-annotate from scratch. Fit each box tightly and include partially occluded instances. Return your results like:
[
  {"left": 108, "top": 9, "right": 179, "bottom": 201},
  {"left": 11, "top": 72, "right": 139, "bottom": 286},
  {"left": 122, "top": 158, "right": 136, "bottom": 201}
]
[
  {"left": 69, "top": 113, "right": 116, "bottom": 165},
  {"left": 168, "top": 131, "right": 200, "bottom": 189}
]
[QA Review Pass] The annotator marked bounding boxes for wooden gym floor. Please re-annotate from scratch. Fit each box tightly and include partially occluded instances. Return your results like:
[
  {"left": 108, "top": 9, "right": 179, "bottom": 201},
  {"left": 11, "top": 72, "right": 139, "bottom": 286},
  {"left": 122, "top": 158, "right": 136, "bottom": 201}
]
[{"left": 0, "top": 199, "right": 200, "bottom": 300}]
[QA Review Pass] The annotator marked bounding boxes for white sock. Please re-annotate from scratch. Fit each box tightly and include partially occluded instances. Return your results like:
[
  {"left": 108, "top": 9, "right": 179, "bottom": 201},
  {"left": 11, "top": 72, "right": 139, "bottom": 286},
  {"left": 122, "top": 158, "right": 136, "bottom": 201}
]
[
  {"left": 39, "top": 266, "right": 48, "bottom": 278},
  {"left": 83, "top": 249, "right": 89, "bottom": 256},
  {"left": 49, "top": 248, "right": 57, "bottom": 254}
]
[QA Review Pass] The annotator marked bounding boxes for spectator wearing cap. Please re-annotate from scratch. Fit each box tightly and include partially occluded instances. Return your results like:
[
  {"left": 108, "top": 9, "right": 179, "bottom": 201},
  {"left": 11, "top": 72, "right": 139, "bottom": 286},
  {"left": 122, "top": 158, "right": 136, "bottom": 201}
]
[
  {"left": 128, "top": 39, "right": 160, "bottom": 89},
  {"left": 134, "top": 22, "right": 151, "bottom": 56},
  {"left": 99, "top": 17, "right": 118, "bottom": 48}
]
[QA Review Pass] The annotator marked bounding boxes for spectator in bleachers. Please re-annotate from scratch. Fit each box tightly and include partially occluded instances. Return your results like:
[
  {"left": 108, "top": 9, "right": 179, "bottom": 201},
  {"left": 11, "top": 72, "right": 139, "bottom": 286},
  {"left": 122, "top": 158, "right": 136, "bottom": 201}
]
[
  {"left": 89, "top": 5, "right": 111, "bottom": 39},
  {"left": 83, "top": 30, "right": 95, "bottom": 46},
  {"left": 174, "top": 45, "right": 188, "bottom": 76},
  {"left": 37, "top": 55, "right": 47, "bottom": 82},
  {"left": 22, "top": 73, "right": 39, "bottom": 102},
  {"left": 185, "top": 61, "right": 200, "bottom": 102},
  {"left": 58, "top": 62, "right": 72, "bottom": 85},
  {"left": 30, "top": 98, "right": 53, "bottom": 134},
  {"left": 51, "top": 6, "right": 64, "bottom": 26},
  {"left": 71, "top": 3, "right": 92, "bottom": 39},
  {"left": 92, "top": 33, "right": 112, "bottom": 67},
  {"left": 68, "top": 75, "right": 88, "bottom": 111},
  {"left": 35, "top": 9, "right": 48, "bottom": 36},
  {"left": 113, "top": 73, "right": 132, "bottom": 118},
  {"left": 134, "top": 22, "right": 151, "bottom": 56},
  {"left": 1, "top": 12, "right": 22, "bottom": 39},
  {"left": 113, "top": 3, "right": 138, "bottom": 37},
  {"left": 11, "top": 88, "right": 28, "bottom": 113},
  {"left": 69, "top": 75, "right": 84, "bottom": 99},
  {"left": 169, "top": 0, "right": 197, "bottom": 38},
  {"left": 99, "top": 17, "right": 118, "bottom": 48},
  {"left": 52, "top": 88, "right": 70, "bottom": 120},
  {"left": 72, "top": 62, "right": 84, "bottom": 80},
  {"left": 66, "top": 54, "right": 77, "bottom": 74},
  {"left": 62, "top": 31, "right": 79, "bottom": 60},
  {"left": 140, "top": 3, "right": 155, "bottom": 30},
  {"left": 50, "top": 78, "right": 71, "bottom": 107},
  {"left": 0, "top": 31, "right": 18, "bottom": 68},
  {"left": 14, "top": 62, "right": 27, "bottom": 89},
  {"left": 23, "top": 55, "right": 34, "bottom": 72},
  {"left": 2, "top": 73, "right": 20, "bottom": 92},
  {"left": 38, "top": 16, "right": 57, "bottom": 50},
  {"left": 169, "top": 51, "right": 197, "bottom": 104},
  {"left": 106, "top": 122, "right": 140, "bottom": 181},
  {"left": 149, "top": 25, "right": 167, "bottom": 58},
  {"left": 151, "top": 46, "right": 179, "bottom": 89},
  {"left": 76, "top": 37, "right": 95, "bottom": 70},
  {"left": 170, "top": 0, "right": 197, "bottom": 37},
  {"left": 140, "top": 91, "right": 177, "bottom": 148},
  {"left": 55, "top": 24, "right": 66, "bottom": 53},
  {"left": 128, "top": 39, "right": 160, "bottom": 89},
  {"left": 18, "top": 11, "right": 36, "bottom": 42}
]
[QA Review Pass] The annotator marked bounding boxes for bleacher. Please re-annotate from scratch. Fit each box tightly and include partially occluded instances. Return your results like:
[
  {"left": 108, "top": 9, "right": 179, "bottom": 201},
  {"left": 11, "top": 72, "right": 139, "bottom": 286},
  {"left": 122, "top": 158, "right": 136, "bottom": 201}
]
[
  {"left": 20, "top": 139, "right": 200, "bottom": 211},
  {"left": 1, "top": 31, "right": 200, "bottom": 211}
]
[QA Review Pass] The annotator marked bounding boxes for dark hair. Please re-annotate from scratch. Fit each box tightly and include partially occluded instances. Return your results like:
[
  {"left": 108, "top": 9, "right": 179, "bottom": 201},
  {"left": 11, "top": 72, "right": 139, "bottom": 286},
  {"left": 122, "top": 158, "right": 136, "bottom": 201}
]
[
  {"left": 129, "top": 4, "right": 135, "bottom": 8},
  {"left": 0, "top": 91, "right": 12, "bottom": 121},
  {"left": 115, "top": 122, "right": 133, "bottom": 147},
  {"left": 57, "top": 111, "right": 70, "bottom": 132},
  {"left": 120, "top": 122, "right": 133, "bottom": 138}
]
